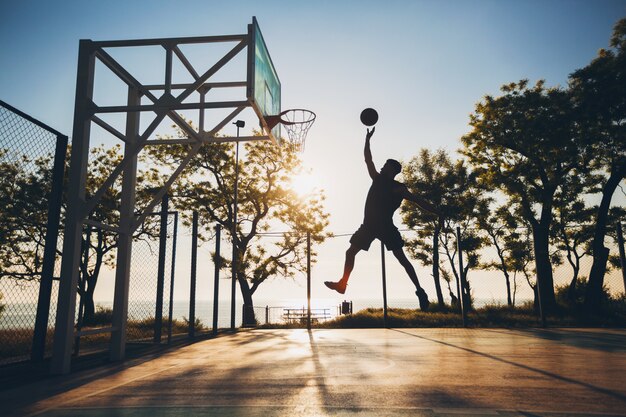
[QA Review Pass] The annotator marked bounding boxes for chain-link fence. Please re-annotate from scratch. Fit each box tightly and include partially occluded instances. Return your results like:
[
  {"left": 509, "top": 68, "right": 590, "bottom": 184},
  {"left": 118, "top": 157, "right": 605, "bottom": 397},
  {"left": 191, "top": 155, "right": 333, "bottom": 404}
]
[
  {"left": 224, "top": 223, "right": 625, "bottom": 327},
  {"left": 69, "top": 207, "right": 181, "bottom": 357},
  {"left": 126, "top": 210, "right": 179, "bottom": 343},
  {"left": 0, "top": 100, "right": 66, "bottom": 365},
  {"left": 319, "top": 225, "right": 625, "bottom": 315},
  {"left": 1, "top": 94, "right": 624, "bottom": 365}
]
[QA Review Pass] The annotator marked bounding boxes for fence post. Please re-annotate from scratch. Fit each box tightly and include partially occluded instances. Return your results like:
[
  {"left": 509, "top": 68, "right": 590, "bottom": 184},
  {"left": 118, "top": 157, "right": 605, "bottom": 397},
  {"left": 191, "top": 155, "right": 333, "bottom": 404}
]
[
  {"left": 189, "top": 211, "right": 198, "bottom": 338},
  {"left": 307, "top": 231, "right": 311, "bottom": 330},
  {"left": 617, "top": 222, "right": 626, "bottom": 294},
  {"left": 167, "top": 211, "right": 178, "bottom": 344},
  {"left": 32, "top": 134, "right": 68, "bottom": 361},
  {"left": 265, "top": 306, "right": 269, "bottom": 325},
  {"left": 456, "top": 227, "right": 468, "bottom": 327},
  {"left": 154, "top": 193, "right": 169, "bottom": 343},
  {"left": 381, "top": 241, "right": 388, "bottom": 327},
  {"left": 212, "top": 224, "right": 221, "bottom": 335}
]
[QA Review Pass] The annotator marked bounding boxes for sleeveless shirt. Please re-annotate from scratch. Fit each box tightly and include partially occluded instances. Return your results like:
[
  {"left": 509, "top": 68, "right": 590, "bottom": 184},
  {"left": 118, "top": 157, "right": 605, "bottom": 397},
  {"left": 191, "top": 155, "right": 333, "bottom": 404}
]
[{"left": 363, "top": 175, "right": 405, "bottom": 226}]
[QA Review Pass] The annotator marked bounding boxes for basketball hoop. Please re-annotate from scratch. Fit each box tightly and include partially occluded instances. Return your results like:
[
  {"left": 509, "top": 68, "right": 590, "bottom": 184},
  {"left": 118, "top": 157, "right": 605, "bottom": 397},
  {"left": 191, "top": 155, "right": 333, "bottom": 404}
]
[{"left": 265, "top": 109, "right": 316, "bottom": 153}]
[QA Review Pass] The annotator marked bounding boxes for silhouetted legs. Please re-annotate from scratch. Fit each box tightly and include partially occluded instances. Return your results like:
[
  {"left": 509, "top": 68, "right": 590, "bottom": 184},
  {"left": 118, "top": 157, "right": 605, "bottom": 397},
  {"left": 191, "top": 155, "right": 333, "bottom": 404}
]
[
  {"left": 324, "top": 244, "right": 361, "bottom": 294},
  {"left": 325, "top": 243, "right": 430, "bottom": 309},
  {"left": 393, "top": 248, "right": 430, "bottom": 310},
  {"left": 392, "top": 247, "right": 422, "bottom": 289},
  {"left": 340, "top": 244, "right": 361, "bottom": 285}
]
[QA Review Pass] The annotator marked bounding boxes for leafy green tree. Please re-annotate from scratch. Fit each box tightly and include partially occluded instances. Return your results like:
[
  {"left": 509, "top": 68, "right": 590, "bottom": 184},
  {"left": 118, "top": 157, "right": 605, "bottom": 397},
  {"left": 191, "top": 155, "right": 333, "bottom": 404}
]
[
  {"left": 476, "top": 203, "right": 525, "bottom": 306},
  {"left": 77, "top": 145, "right": 160, "bottom": 324},
  {"left": 401, "top": 148, "right": 486, "bottom": 308},
  {"left": 461, "top": 80, "right": 586, "bottom": 313},
  {"left": 439, "top": 218, "right": 484, "bottom": 310},
  {"left": 551, "top": 176, "right": 595, "bottom": 302},
  {"left": 514, "top": 227, "right": 538, "bottom": 307},
  {"left": 145, "top": 130, "right": 329, "bottom": 326},
  {"left": 401, "top": 149, "right": 447, "bottom": 305},
  {"left": 0, "top": 145, "right": 158, "bottom": 324},
  {"left": 569, "top": 18, "right": 626, "bottom": 313},
  {"left": 0, "top": 151, "right": 51, "bottom": 280}
]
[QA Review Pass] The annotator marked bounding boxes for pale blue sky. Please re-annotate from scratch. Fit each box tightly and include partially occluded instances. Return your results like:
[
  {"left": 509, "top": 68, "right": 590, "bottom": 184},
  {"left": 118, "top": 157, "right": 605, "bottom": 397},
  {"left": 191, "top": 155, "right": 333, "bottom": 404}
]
[{"left": 1, "top": 1, "right": 625, "bottom": 306}]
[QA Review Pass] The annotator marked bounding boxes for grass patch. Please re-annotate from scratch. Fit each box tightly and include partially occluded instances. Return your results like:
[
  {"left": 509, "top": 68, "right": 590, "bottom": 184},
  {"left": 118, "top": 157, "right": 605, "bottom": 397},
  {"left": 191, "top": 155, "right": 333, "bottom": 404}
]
[
  {"left": 1, "top": 314, "right": 207, "bottom": 363},
  {"left": 258, "top": 297, "right": 626, "bottom": 329}
]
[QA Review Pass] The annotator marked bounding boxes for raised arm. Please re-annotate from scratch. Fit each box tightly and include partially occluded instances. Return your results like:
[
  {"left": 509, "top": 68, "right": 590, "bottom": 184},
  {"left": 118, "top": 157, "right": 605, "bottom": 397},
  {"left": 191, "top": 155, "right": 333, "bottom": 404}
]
[
  {"left": 364, "top": 127, "right": 378, "bottom": 180},
  {"left": 400, "top": 186, "right": 441, "bottom": 216}
]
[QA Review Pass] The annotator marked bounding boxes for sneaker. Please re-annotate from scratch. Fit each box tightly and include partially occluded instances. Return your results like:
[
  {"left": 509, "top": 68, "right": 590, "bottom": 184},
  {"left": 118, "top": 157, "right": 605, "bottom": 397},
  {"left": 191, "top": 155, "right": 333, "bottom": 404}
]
[
  {"left": 324, "top": 281, "right": 346, "bottom": 294},
  {"left": 416, "top": 288, "right": 430, "bottom": 311}
]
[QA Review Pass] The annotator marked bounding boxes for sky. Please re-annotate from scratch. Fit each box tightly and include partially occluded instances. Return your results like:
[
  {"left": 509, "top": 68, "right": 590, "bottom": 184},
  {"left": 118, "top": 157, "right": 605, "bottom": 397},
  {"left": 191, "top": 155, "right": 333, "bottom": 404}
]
[{"left": 1, "top": 0, "right": 625, "bottom": 310}]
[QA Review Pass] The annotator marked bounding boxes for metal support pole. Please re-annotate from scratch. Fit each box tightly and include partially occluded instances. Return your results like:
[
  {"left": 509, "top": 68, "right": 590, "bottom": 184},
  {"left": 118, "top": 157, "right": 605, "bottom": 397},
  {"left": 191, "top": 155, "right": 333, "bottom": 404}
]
[
  {"left": 167, "top": 212, "right": 178, "bottom": 344},
  {"left": 189, "top": 211, "right": 198, "bottom": 337},
  {"left": 380, "top": 241, "right": 388, "bottom": 328},
  {"left": 51, "top": 40, "right": 95, "bottom": 374},
  {"left": 32, "top": 134, "right": 68, "bottom": 361},
  {"left": 212, "top": 224, "right": 221, "bottom": 335},
  {"left": 110, "top": 85, "right": 140, "bottom": 362},
  {"left": 617, "top": 222, "right": 626, "bottom": 294},
  {"left": 307, "top": 231, "right": 311, "bottom": 330},
  {"left": 456, "top": 227, "right": 468, "bottom": 327},
  {"left": 154, "top": 193, "right": 169, "bottom": 343},
  {"left": 199, "top": 89, "right": 206, "bottom": 132},
  {"left": 231, "top": 127, "right": 240, "bottom": 330},
  {"left": 230, "top": 121, "right": 245, "bottom": 329}
]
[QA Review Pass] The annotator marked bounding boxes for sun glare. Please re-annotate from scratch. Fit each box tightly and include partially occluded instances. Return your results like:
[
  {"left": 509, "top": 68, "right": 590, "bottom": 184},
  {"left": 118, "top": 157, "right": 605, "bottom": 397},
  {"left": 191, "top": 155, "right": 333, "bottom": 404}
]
[{"left": 290, "top": 171, "right": 320, "bottom": 196}]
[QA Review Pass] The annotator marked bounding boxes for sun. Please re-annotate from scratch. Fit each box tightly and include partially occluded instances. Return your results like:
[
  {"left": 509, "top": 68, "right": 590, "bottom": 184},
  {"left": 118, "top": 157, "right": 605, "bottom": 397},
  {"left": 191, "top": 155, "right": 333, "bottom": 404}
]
[{"left": 290, "top": 171, "right": 320, "bottom": 196}]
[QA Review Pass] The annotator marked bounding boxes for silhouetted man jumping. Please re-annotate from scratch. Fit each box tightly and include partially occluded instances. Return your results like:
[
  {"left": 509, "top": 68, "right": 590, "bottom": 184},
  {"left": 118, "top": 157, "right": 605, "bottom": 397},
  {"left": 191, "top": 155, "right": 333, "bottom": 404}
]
[{"left": 324, "top": 127, "right": 440, "bottom": 310}]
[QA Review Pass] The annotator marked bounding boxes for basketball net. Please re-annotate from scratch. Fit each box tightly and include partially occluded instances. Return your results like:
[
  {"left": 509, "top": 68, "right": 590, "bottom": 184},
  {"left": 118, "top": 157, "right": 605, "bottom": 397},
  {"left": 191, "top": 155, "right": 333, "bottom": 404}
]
[{"left": 266, "top": 109, "right": 316, "bottom": 153}]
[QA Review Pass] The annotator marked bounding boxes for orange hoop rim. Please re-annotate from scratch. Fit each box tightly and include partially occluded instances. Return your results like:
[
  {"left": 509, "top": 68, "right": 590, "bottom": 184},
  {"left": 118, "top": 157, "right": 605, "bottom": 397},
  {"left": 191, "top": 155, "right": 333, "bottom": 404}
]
[{"left": 266, "top": 108, "right": 316, "bottom": 130}]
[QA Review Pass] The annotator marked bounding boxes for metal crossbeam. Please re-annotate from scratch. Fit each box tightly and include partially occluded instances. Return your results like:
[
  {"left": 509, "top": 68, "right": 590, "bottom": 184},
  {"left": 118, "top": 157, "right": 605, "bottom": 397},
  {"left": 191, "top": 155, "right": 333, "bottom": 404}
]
[
  {"left": 144, "top": 81, "right": 247, "bottom": 90},
  {"left": 92, "top": 115, "right": 126, "bottom": 142},
  {"left": 132, "top": 105, "right": 248, "bottom": 231},
  {"left": 172, "top": 45, "right": 200, "bottom": 80},
  {"left": 94, "top": 34, "right": 246, "bottom": 48},
  {"left": 83, "top": 111, "right": 167, "bottom": 217},
  {"left": 95, "top": 48, "right": 160, "bottom": 103},
  {"left": 94, "top": 100, "right": 249, "bottom": 113},
  {"left": 84, "top": 219, "right": 121, "bottom": 233},
  {"left": 176, "top": 39, "right": 247, "bottom": 103}
]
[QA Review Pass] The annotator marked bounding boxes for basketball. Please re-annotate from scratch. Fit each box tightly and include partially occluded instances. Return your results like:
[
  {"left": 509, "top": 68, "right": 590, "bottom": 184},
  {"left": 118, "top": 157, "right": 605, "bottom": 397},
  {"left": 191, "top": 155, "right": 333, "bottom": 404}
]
[{"left": 360, "top": 108, "right": 378, "bottom": 126}]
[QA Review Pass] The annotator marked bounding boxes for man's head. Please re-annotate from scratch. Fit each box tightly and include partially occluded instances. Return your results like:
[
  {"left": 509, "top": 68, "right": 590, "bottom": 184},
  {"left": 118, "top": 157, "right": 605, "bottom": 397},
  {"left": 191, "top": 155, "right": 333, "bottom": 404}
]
[{"left": 380, "top": 159, "right": 402, "bottom": 178}]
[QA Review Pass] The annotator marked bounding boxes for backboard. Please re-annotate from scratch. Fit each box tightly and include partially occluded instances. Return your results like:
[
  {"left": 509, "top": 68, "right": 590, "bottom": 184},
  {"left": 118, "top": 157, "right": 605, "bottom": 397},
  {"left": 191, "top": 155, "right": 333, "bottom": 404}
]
[{"left": 248, "top": 17, "right": 281, "bottom": 144}]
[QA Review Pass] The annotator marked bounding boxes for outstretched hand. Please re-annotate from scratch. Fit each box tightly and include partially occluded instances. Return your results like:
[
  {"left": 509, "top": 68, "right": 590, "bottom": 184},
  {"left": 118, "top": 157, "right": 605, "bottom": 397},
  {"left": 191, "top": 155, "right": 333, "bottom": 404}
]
[{"left": 366, "top": 127, "right": 375, "bottom": 140}]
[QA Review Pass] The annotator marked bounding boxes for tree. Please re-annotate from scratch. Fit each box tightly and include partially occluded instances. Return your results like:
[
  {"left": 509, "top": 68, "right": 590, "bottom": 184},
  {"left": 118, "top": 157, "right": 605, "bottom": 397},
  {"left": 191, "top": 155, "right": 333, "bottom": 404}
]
[
  {"left": 551, "top": 177, "right": 594, "bottom": 302},
  {"left": 512, "top": 227, "right": 537, "bottom": 307},
  {"left": 476, "top": 203, "right": 524, "bottom": 306},
  {"left": 461, "top": 80, "right": 586, "bottom": 313},
  {"left": 0, "top": 151, "right": 51, "bottom": 281},
  {"left": 569, "top": 18, "right": 626, "bottom": 313},
  {"left": 401, "top": 148, "right": 486, "bottom": 308},
  {"left": 77, "top": 145, "right": 160, "bottom": 324},
  {"left": 145, "top": 130, "right": 329, "bottom": 326},
  {"left": 0, "top": 145, "right": 159, "bottom": 324}
]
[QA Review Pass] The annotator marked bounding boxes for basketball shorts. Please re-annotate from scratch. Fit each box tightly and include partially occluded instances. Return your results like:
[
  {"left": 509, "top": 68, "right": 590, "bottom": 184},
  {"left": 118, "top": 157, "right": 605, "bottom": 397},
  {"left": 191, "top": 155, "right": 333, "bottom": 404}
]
[{"left": 349, "top": 223, "right": 404, "bottom": 251}]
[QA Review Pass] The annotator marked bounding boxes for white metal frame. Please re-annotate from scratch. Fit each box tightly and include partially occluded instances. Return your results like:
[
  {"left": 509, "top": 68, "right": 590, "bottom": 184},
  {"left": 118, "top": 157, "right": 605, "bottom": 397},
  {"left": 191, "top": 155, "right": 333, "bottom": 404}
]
[{"left": 51, "top": 21, "right": 275, "bottom": 374}]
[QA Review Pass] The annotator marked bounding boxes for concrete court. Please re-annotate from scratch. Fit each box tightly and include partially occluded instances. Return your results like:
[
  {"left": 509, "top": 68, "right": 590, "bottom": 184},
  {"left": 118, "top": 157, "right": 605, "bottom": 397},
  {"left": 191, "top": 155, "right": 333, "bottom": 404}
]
[{"left": 2, "top": 328, "right": 626, "bottom": 417}]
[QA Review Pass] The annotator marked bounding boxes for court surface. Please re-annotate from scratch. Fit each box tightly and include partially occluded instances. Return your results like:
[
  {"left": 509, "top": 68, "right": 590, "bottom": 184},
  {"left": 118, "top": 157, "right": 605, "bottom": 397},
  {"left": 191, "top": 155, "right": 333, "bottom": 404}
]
[{"left": 3, "top": 328, "right": 626, "bottom": 417}]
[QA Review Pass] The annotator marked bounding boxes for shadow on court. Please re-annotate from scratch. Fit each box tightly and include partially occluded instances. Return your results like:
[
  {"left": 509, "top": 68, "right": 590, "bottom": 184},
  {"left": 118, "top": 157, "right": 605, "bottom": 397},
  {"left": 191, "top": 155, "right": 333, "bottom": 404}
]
[{"left": 1, "top": 328, "right": 625, "bottom": 417}]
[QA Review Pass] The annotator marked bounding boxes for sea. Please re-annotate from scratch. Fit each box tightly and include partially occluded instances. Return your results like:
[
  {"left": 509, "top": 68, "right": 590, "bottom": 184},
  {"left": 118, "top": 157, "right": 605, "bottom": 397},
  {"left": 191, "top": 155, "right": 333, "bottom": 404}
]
[{"left": 0, "top": 297, "right": 520, "bottom": 330}]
